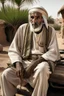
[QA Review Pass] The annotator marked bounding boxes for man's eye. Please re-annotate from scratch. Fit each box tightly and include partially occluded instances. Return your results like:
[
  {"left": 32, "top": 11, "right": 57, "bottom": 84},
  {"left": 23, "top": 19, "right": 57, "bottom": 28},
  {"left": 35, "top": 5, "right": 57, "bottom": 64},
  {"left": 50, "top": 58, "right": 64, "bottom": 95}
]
[
  {"left": 31, "top": 16, "right": 34, "bottom": 19},
  {"left": 30, "top": 16, "right": 40, "bottom": 19}
]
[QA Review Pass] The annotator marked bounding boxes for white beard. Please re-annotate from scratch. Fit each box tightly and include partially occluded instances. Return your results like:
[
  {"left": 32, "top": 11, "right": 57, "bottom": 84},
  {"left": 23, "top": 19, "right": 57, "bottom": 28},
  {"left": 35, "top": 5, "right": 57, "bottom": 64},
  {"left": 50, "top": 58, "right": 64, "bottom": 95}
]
[{"left": 30, "top": 22, "right": 43, "bottom": 33}]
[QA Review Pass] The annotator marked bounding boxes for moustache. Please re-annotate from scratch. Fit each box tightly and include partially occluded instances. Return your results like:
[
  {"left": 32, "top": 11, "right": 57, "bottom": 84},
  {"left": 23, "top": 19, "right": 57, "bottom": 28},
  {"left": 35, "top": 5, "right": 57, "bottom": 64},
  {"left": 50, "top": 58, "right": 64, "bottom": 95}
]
[{"left": 32, "top": 23, "right": 39, "bottom": 28}]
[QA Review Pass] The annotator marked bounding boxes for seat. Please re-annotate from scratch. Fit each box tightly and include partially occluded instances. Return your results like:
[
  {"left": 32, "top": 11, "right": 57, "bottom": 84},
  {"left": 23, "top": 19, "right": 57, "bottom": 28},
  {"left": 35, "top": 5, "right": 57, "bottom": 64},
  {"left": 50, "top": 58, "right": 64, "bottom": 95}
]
[{"left": 49, "top": 50, "right": 64, "bottom": 88}]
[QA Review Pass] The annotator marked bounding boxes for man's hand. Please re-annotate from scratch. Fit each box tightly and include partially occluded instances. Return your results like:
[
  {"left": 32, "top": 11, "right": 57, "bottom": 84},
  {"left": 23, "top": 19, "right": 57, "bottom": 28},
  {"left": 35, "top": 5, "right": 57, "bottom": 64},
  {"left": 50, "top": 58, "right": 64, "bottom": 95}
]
[
  {"left": 24, "top": 57, "right": 46, "bottom": 78},
  {"left": 16, "top": 62, "right": 24, "bottom": 79}
]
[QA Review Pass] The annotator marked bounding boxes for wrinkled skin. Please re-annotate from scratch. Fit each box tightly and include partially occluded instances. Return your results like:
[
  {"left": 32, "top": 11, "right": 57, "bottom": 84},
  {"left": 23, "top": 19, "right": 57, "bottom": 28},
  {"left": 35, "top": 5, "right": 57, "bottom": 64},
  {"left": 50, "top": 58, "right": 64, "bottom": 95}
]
[
  {"left": 29, "top": 12, "right": 43, "bottom": 29},
  {"left": 16, "top": 62, "right": 24, "bottom": 79}
]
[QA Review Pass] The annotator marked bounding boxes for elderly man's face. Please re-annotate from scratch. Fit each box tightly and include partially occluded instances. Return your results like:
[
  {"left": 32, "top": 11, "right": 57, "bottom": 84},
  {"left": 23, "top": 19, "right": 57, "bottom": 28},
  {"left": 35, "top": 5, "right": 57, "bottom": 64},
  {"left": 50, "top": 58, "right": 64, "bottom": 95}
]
[{"left": 29, "top": 12, "right": 43, "bottom": 29}]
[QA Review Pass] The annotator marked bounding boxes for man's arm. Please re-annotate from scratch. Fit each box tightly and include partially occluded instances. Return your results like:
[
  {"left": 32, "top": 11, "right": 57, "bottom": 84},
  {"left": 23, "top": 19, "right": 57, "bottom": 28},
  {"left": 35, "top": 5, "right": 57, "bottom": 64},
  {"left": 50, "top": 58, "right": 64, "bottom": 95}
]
[
  {"left": 23, "top": 57, "right": 46, "bottom": 78},
  {"left": 8, "top": 26, "right": 23, "bottom": 64},
  {"left": 42, "top": 28, "right": 60, "bottom": 61}
]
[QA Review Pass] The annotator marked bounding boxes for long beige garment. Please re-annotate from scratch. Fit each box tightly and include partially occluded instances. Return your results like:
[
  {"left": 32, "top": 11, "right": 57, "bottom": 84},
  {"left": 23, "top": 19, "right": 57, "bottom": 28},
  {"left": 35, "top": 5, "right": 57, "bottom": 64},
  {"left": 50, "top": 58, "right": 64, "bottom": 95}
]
[
  {"left": 27, "top": 62, "right": 51, "bottom": 96},
  {"left": 1, "top": 23, "right": 60, "bottom": 96}
]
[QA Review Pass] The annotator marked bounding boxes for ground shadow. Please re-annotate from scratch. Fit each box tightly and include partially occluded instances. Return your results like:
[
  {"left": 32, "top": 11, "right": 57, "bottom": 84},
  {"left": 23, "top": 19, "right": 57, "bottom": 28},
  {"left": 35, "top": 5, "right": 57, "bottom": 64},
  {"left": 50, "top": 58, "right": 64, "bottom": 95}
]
[
  {"left": 0, "top": 51, "right": 8, "bottom": 54},
  {"left": 47, "top": 85, "right": 64, "bottom": 96}
]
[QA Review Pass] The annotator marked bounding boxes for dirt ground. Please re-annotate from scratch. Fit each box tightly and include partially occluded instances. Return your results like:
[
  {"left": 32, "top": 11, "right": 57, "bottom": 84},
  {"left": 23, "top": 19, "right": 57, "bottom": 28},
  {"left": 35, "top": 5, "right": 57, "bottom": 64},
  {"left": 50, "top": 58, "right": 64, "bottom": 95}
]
[{"left": 0, "top": 31, "right": 64, "bottom": 96}]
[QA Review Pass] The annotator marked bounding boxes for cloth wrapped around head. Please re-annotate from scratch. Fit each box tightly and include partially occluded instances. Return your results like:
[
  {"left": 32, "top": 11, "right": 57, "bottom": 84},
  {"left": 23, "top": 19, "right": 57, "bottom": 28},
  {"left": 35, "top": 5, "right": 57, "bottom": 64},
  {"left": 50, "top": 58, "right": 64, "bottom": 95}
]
[
  {"left": 29, "top": 6, "right": 48, "bottom": 29},
  {"left": 29, "top": 6, "right": 48, "bottom": 19}
]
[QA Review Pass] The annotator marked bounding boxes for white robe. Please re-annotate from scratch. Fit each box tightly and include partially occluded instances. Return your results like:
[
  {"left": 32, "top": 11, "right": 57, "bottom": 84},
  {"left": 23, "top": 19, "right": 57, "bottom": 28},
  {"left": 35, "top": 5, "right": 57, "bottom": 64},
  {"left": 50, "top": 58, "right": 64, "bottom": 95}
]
[
  {"left": 8, "top": 23, "right": 60, "bottom": 64},
  {"left": 1, "top": 23, "right": 60, "bottom": 96}
]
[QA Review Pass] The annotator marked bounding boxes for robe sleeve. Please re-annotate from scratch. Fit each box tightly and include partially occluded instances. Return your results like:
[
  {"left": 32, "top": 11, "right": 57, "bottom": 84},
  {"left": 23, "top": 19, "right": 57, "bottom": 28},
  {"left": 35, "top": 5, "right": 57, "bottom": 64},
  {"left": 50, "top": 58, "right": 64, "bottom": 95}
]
[
  {"left": 8, "top": 25, "right": 24, "bottom": 64},
  {"left": 42, "top": 28, "right": 60, "bottom": 61}
]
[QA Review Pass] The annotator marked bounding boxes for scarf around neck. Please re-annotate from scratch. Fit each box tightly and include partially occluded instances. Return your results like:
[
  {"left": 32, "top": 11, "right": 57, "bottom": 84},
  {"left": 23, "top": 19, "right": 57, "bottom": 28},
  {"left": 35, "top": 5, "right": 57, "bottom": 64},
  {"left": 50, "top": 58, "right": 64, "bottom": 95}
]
[{"left": 22, "top": 24, "right": 52, "bottom": 59}]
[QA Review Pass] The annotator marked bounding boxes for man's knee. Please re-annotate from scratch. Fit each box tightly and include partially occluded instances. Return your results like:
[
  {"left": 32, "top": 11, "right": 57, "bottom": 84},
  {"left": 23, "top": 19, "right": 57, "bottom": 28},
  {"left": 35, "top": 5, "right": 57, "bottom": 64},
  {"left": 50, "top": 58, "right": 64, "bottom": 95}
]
[
  {"left": 37, "top": 62, "right": 49, "bottom": 72},
  {"left": 38, "top": 62, "right": 50, "bottom": 78},
  {"left": 1, "top": 68, "right": 12, "bottom": 80}
]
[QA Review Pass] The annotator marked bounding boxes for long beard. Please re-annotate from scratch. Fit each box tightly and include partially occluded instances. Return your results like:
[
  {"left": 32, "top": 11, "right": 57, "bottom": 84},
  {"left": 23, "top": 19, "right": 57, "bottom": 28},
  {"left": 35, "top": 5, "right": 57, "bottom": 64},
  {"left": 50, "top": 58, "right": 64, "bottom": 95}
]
[{"left": 30, "top": 22, "right": 43, "bottom": 33}]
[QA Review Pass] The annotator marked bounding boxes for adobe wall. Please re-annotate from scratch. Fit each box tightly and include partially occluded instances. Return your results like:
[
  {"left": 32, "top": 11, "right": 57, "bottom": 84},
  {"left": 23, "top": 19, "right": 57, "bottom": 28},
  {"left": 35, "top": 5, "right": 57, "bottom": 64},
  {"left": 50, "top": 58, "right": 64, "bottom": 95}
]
[{"left": 0, "top": 24, "right": 8, "bottom": 45}]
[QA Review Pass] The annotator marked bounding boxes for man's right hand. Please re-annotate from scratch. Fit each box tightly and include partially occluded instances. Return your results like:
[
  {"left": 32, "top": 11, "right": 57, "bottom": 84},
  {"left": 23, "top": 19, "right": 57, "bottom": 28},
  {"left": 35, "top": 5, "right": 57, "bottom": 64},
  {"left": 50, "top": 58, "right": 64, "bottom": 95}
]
[{"left": 16, "top": 62, "right": 24, "bottom": 79}]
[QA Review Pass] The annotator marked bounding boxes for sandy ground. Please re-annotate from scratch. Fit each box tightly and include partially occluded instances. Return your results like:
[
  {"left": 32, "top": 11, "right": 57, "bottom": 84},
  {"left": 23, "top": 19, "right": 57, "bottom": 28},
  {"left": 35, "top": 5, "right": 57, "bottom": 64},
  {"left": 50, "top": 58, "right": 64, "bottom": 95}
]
[{"left": 0, "top": 31, "right": 64, "bottom": 96}]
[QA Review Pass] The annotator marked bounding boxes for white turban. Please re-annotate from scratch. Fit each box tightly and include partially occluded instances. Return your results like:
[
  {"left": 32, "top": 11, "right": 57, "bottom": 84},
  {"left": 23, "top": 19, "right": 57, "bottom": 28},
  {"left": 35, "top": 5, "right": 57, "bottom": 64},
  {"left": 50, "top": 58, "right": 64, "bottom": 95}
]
[
  {"left": 29, "top": 6, "right": 48, "bottom": 28},
  {"left": 29, "top": 6, "right": 48, "bottom": 19}
]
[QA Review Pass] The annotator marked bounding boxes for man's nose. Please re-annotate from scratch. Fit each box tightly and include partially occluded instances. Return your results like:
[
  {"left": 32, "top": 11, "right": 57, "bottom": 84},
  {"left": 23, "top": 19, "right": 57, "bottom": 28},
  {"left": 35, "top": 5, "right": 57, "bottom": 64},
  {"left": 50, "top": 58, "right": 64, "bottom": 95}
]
[{"left": 32, "top": 18, "right": 37, "bottom": 23}]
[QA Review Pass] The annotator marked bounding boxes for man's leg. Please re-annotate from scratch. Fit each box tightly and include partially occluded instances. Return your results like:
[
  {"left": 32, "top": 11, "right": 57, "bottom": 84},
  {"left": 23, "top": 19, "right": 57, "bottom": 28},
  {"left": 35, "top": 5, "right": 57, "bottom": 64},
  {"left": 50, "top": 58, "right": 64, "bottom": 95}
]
[
  {"left": 1, "top": 67, "right": 21, "bottom": 96},
  {"left": 28, "top": 62, "right": 51, "bottom": 96}
]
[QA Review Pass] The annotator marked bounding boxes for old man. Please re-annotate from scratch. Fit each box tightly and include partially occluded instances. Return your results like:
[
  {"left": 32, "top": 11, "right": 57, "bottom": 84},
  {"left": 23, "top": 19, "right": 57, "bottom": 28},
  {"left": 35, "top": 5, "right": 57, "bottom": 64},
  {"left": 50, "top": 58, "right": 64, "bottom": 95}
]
[{"left": 1, "top": 6, "right": 60, "bottom": 96}]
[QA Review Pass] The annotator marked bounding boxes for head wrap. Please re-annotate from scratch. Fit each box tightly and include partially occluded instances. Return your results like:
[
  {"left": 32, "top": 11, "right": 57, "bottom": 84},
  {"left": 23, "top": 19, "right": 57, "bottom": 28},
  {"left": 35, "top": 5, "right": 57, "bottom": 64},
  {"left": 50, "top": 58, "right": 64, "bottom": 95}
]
[
  {"left": 29, "top": 6, "right": 48, "bottom": 28},
  {"left": 29, "top": 6, "right": 48, "bottom": 19}
]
